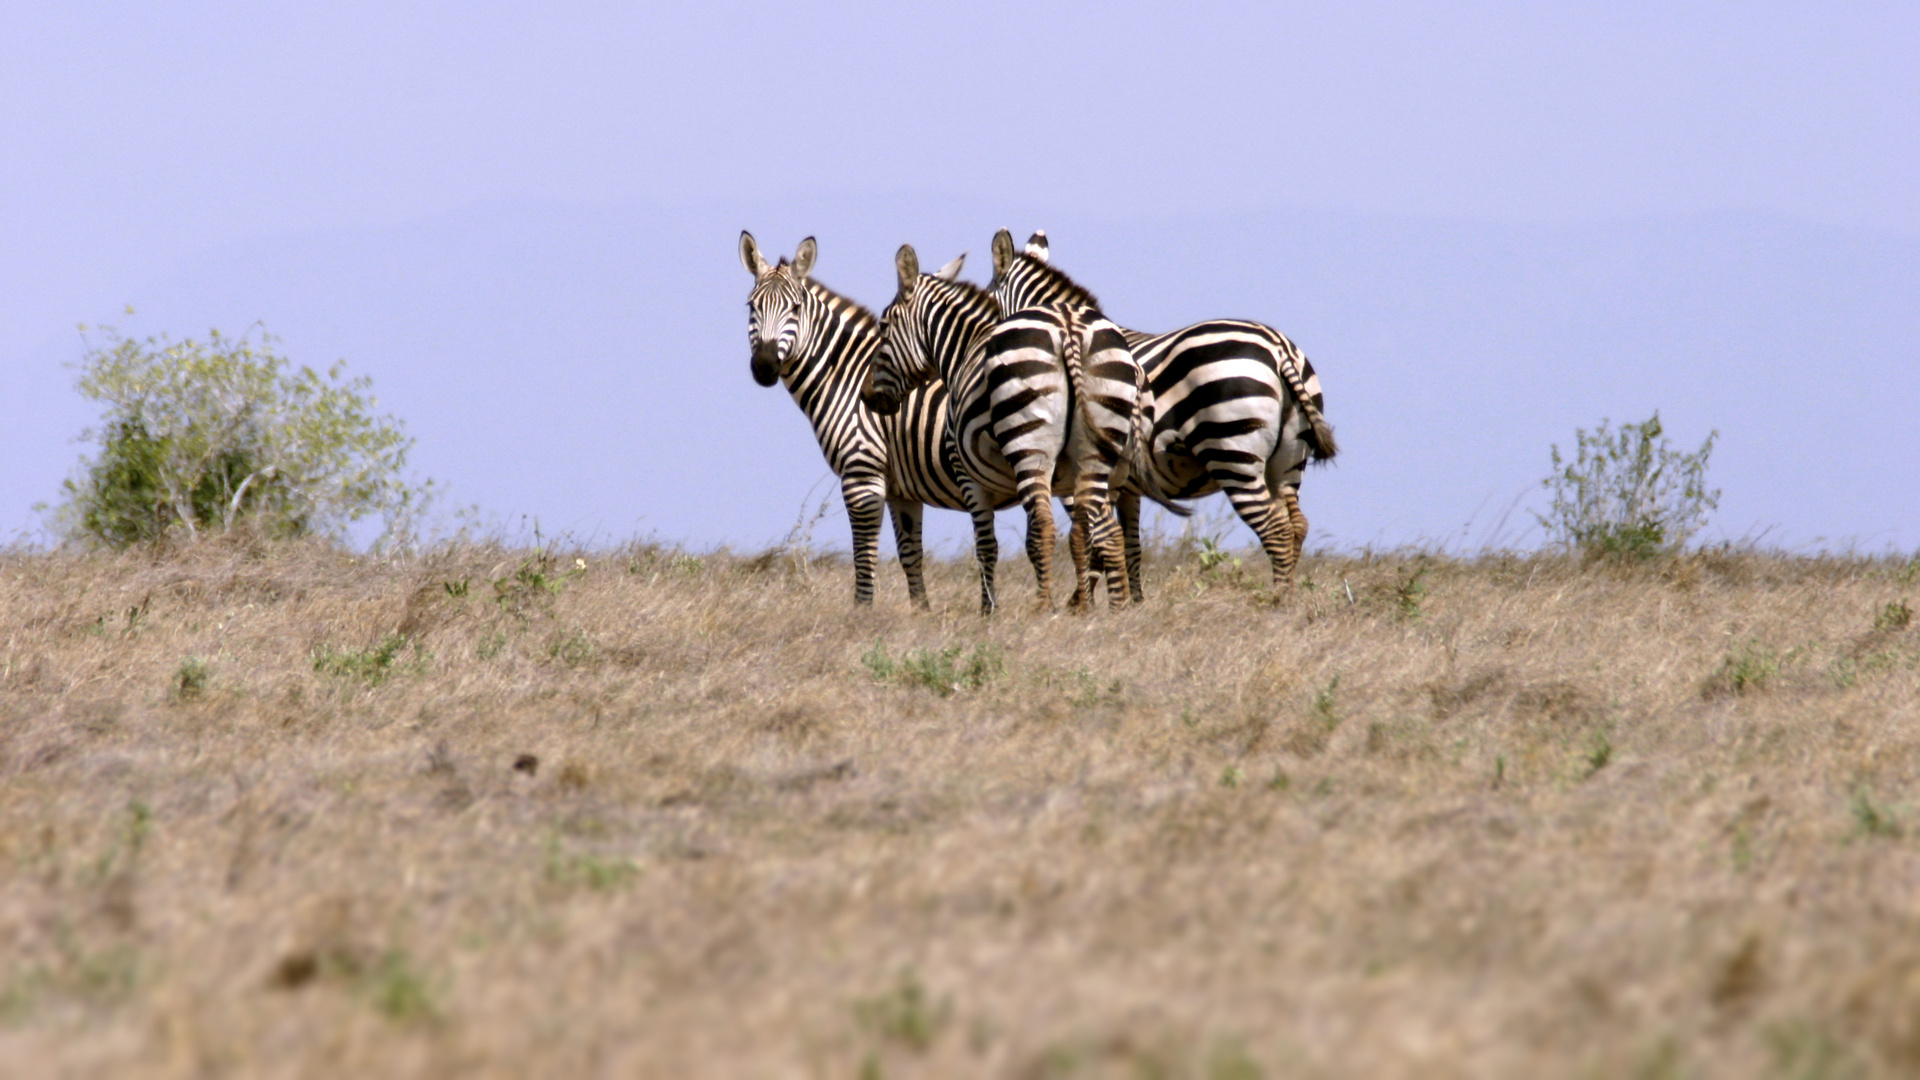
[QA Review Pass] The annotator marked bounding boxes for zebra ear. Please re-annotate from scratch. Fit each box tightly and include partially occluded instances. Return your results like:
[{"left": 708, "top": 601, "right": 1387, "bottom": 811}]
[
  {"left": 991, "top": 229, "right": 1016, "bottom": 276},
  {"left": 895, "top": 244, "right": 921, "bottom": 293},
  {"left": 740, "top": 231, "right": 769, "bottom": 277},
  {"left": 934, "top": 253, "right": 966, "bottom": 282},
  {"left": 792, "top": 237, "right": 817, "bottom": 280},
  {"left": 1024, "top": 231, "right": 1049, "bottom": 262}
]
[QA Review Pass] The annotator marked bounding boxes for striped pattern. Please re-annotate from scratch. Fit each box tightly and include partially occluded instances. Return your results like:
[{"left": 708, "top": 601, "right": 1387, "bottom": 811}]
[
  {"left": 740, "top": 232, "right": 1003, "bottom": 610},
  {"left": 1116, "top": 318, "right": 1338, "bottom": 593},
  {"left": 862, "top": 245, "right": 1028, "bottom": 611},
  {"left": 986, "top": 229, "right": 1150, "bottom": 608}
]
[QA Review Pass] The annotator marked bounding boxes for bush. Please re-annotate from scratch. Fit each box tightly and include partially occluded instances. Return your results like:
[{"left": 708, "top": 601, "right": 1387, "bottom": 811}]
[
  {"left": 49, "top": 325, "right": 429, "bottom": 548},
  {"left": 1537, "top": 412, "right": 1719, "bottom": 559}
]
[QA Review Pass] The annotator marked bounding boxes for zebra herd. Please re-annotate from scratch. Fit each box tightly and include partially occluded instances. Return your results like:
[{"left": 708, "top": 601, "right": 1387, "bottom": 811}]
[{"left": 740, "top": 229, "right": 1336, "bottom": 614}]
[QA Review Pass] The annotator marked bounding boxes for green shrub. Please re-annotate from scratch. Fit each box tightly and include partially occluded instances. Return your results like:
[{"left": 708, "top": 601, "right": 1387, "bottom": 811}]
[
  {"left": 853, "top": 970, "right": 950, "bottom": 1053},
  {"left": 1538, "top": 412, "right": 1719, "bottom": 559},
  {"left": 862, "top": 643, "right": 1003, "bottom": 696},
  {"left": 49, "top": 325, "right": 429, "bottom": 548},
  {"left": 1703, "top": 640, "right": 1778, "bottom": 697},
  {"left": 312, "top": 634, "right": 419, "bottom": 687},
  {"left": 172, "top": 657, "right": 211, "bottom": 701}
]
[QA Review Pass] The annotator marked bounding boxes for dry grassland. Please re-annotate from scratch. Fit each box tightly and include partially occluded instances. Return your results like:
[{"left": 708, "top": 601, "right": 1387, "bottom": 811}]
[{"left": 2, "top": 535, "right": 1918, "bottom": 1078}]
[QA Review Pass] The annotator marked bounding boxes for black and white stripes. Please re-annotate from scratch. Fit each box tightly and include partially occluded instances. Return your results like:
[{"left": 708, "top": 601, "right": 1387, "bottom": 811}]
[
  {"left": 740, "top": 232, "right": 1004, "bottom": 609},
  {"left": 746, "top": 226, "right": 1338, "bottom": 610}
]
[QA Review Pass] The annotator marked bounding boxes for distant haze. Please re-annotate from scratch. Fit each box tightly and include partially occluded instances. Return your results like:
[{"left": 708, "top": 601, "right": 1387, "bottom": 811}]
[{"left": 4, "top": 6, "right": 1915, "bottom": 553}]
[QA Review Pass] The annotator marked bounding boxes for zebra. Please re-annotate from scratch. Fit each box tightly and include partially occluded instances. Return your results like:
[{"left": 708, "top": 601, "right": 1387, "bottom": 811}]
[
  {"left": 863, "top": 237, "right": 1186, "bottom": 611},
  {"left": 998, "top": 231, "right": 1339, "bottom": 595},
  {"left": 983, "top": 228, "right": 1178, "bottom": 608},
  {"left": 1120, "top": 315, "right": 1337, "bottom": 594},
  {"left": 740, "top": 231, "right": 1005, "bottom": 611}
]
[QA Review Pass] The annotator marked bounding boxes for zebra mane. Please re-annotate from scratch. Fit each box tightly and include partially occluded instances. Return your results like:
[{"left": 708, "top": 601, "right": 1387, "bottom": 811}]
[
  {"left": 1005, "top": 252, "right": 1100, "bottom": 310},
  {"left": 799, "top": 275, "right": 881, "bottom": 333},
  {"left": 920, "top": 273, "right": 1002, "bottom": 322}
]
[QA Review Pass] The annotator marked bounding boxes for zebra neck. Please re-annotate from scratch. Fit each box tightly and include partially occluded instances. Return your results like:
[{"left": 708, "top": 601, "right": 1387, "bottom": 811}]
[{"left": 786, "top": 285, "right": 880, "bottom": 411}]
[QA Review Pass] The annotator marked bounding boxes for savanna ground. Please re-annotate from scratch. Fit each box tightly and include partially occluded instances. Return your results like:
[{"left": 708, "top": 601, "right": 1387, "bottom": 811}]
[{"left": 2, "top": 531, "right": 1917, "bottom": 1079}]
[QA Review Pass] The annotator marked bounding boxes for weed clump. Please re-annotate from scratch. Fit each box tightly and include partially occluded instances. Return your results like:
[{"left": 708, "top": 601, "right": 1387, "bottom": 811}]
[
  {"left": 171, "top": 656, "right": 210, "bottom": 701},
  {"left": 862, "top": 642, "right": 1003, "bottom": 696},
  {"left": 1873, "top": 599, "right": 1912, "bottom": 633},
  {"left": 543, "top": 835, "right": 640, "bottom": 891},
  {"left": 1702, "top": 641, "right": 1778, "bottom": 698},
  {"left": 312, "top": 634, "right": 421, "bottom": 687},
  {"left": 1538, "top": 411, "right": 1719, "bottom": 560},
  {"left": 854, "top": 969, "right": 950, "bottom": 1053},
  {"left": 1851, "top": 787, "right": 1902, "bottom": 840}
]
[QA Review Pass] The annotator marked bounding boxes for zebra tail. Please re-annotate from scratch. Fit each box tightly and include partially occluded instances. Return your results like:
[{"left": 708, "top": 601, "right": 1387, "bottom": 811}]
[
  {"left": 1272, "top": 347, "right": 1338, "bottom": 462},
  {"left": 1129, "top": 369, "right": 1192, "bottom": 518}
]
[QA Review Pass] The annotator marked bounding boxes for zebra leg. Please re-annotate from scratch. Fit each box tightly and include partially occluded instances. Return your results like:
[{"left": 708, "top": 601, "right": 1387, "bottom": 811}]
[
  {"left": 1282, "top": 486, "right": 1309, "bottom": 574},
  {"left": 1067, "top": 495, "right": 1098, "bottom": 611},
  {"left": 1012, "top": 450, "right": 1058, "bottom": 610},
  {"left": 888, "top": 499, "right": 929, "bottom": 610},
  {"left": 1117, "top": 490, "right": 1144, "bottom": 604},
  {"left": 1082, "top": 487, "right": 1131, "bottom": 606},
  {"left": 961, "top": 479, "right": 1001, "bottom": 616},
  {"left": 841, "top": 473, "right": 887, "bottom": 605},
  {"left": 1220, "top": 480, "right": 1297, "bottom": 588}
]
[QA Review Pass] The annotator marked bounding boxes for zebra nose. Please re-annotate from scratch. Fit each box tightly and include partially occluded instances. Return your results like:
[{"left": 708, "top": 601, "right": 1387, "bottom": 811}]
[{"left": 750, "top": 341, "right": 782, "bottom": 387}]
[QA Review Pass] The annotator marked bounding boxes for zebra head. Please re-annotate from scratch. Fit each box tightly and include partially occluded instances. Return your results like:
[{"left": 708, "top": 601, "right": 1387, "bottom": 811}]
[
  {"left": 739, "top": 231, "right": 818, "bottom": 387},
  {"left": 863, "top": 243, "right": 966, "bottom": 416},
  {"left": 988, "top": 228, "right": 1098, "bottom": 315}
]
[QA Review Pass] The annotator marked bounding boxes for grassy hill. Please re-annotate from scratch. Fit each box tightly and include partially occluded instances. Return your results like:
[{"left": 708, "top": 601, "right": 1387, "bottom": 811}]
[{"left": 2, "top": 537, "right": 1916, "bottom": 1077}]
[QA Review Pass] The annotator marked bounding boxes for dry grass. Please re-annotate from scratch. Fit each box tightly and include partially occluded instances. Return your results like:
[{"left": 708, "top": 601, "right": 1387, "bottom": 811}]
[{"left": 2, "top": 534, "right": 1918, "bottom": 1078}]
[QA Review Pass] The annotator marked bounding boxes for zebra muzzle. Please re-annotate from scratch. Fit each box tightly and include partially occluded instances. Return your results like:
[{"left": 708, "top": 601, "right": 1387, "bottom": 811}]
[
  {"left": 860, "top": 367, "right": 900, "bottom": 416},
  {"left": 750, "top": 342, "right": 782, "bottom": 387}
]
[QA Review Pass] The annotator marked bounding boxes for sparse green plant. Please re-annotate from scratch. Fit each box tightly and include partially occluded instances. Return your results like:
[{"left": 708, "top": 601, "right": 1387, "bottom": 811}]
[
  {"left": 1704, "top": 640, "right": 1778, "bottom": 697},
  {"left": 312, "top": 634, "right": 420, "bottom": 687},
  {"left": 1584, "top": 729, "right": 1613, "bottom": 777},
  {"left": 1220, "top": 766, "right": 1244, "bottom": 789},
  {"left": 492, "top": 551, "right": 582, "bottom": 612},
  {"left": 1631, "top": 1036, "right": 1684, "bottom": 1080},
  {"left": 1206, "top": 1040, "right": 1264, "bottom": 1080},
  {"left": 47, "top": 324, "right": 429, "bottom": 548},
  {"left": 1267, "top": 769, "right": 1291, "bottom": 792},
  {"left": 475, "top": 631, "right": 509, "bottom": 661},
  {"left": 668, "top": 553, "right": 704, "bottom": 577},
  {"left": 443, "top": 577, "right": 469, "bottom": 598},
  {"left": 546, "top": 628, "right": 599, "bottom": 668},
  {"left": 171, "top": 656, "right": 210, "bottom": 701},
  {"left": 1196, "top": 535, "right": 1240, "bottom": 574},
  {"left": 1850, "top": 787, "right": 1901, "bottom": 840},
  {"left": 1537, "top": 411, "right": 1719, "bottom": 559},
  {"left": 1049, "top": 667, "right": 1117, "bottom": 707},
  {"left": 1764, "top": 1018, "right": 1864, "bottom": 1080},
  {"left": 363, "top": 950, "right": 436, "bottom": 1024},
  {"left": 1873, "top": 599, "right": 1912, "bottom": 633},
  {"left": 1393, "top": 562, "right": 1429, "bottom": 621},
  {"left": 543, "top": 835, "right": 640, "bottom": 891},
  {"left": 853, "top": 969, "right": 950, "bottom": 1053},
  {"left": 862, "top": 642, "right": 1002, "bottom": 696},
  {"left": 1309, "top": 675, "right": 1341, "bottom": 731}
]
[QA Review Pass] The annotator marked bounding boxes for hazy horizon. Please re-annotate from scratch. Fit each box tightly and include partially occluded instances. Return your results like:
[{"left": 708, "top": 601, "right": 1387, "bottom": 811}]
[{"left": 5, "top": 5, "right": 1915, "bottom": 555}]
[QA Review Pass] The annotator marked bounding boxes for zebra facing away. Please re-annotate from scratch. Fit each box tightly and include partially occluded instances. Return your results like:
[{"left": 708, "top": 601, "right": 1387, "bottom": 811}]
[
  {"left": 983, "top": 229, "right": 1187, "bottom": 608},
  {"left": 1003, "top": 231, "right": 1339, "bottom": 594},
  {"left": 739, "top": 231, "right": 1005, "bottom": 611},
  {"left": 1121, "top": 313, "right": 1337, "bottom": 593},
  {"left": 863, "top": 239, "right": 1186, "bottom": 611}
]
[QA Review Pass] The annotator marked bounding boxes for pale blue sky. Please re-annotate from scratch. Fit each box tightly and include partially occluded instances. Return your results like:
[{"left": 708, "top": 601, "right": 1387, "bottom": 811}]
[{"left": 4, "top": 3, "right": 1916, "bottom": 554}]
